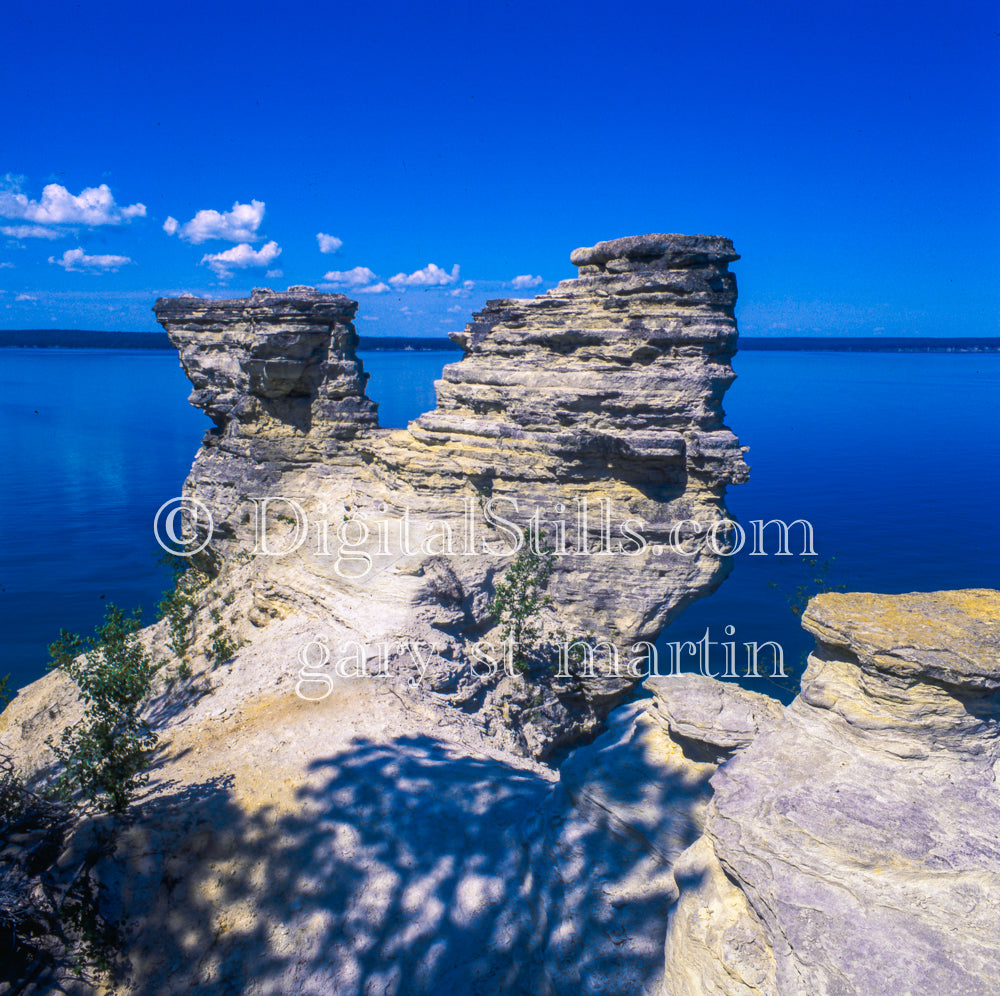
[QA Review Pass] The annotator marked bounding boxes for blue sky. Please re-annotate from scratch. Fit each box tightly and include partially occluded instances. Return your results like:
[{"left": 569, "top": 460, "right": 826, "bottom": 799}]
[{"left": 1, "top": 0, "right": 997, "bottom": 336}]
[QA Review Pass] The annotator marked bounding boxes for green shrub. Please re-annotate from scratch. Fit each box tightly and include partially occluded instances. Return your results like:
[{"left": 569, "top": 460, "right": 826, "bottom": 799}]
[
  {"left": 45, "top": 605, "right": 158, "bottom": 814},
  {"left": 157, "top": 565, "right": 208, "bottom": 659},
  {"left": 0, "top": 751, "right": 122, "bottom": 984},
  {"left": 488, "top": 530, "right": 555, "bottom": 671},
  {"left": 209, "top": 628, "right": 238, "bottom": 665}
]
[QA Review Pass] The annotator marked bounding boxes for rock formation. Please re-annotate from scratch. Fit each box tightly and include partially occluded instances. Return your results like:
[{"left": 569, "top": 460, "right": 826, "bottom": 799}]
[
  {"left": 0, "top": 627, "right": 780, "bottom": 995},
  {"left": 4, "top": 578, "right": 997, "bottom": 989},
  {"left": 152, "top": 287, "right": 379, "bottom": 559},
  {"left": 662, "top": 588, "right": 1000, "bottom": 995},
  {"left": 5, "top": 227, "right": 997, "bottom": 993},
  {"left": 516, "top": 675, "right": 782, "bottom": 994},
  {"left": 152, "top": 234, "right": 749, "bottom": 758}
]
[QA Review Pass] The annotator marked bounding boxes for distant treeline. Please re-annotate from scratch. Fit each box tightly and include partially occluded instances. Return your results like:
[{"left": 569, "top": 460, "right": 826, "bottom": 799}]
[
  {"left": 0, "top": 329, "right": 175, "bottom": 349},
  {"left": 739, "top": 336, "right": 1000, "bottom": 353},
  {"left": 1, "top": 330, "right": 997, "bottom": 353},
  {"left": 359, "top": 336, "right": 463, "bottom": 352},
  {"left": 0, "top": 329, "right": 464, "bottom": 352}
]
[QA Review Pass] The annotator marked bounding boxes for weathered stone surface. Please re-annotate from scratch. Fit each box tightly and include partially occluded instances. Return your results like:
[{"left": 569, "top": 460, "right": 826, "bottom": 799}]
[
  {"left": 153, "top": 286, "right": 379, "bottom": 561},
  {"left": 500, "top": 680, "right": 784, "bottom": 993},
  {"left": 662, "top": 588, "right": 1000, "bottom": 996},
  {"left": 0, "top": 637, "right": 771, "bottom": 995},
  {"left": 150, "top": 234, "right": 748, "bottom": 760},
  {"left": 569, "top": 233, "right": 741, "bottom": 270},
  {"left": 155, "top": 286, "right": 377, "bottom": 449},
  {"left": 646, "top": 674, "right": 784, "bottom": 760}
]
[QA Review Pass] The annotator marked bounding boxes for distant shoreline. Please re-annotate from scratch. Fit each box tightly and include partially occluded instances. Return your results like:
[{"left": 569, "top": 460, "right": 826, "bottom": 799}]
[
  {"left": 1, "top": 330, "right": 998, "bottom": 353},
  {"left": 0, "top": 330, "right": 466, "bottom": 352},
  {"left": 736, "top": 336, "right": 1000, "bottom": 353}
]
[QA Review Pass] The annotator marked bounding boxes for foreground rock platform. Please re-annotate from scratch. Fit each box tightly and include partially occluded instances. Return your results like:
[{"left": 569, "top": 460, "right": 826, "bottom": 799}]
[
  {"left": 3, "top": 582, "right": 997, "bottom": 992},
  {"left": 662, "top": 588, "right": 1000, "bottom": 995},
  {"left": 1, "top": 614, "right": 780, "bottom": 995}
]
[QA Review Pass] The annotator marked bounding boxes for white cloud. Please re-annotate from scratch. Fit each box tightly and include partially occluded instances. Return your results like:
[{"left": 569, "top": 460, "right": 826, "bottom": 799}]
[
  {"left": 1, "top": 224, "right": 62, "bottom": 239},
  {"left": 201, "top": 240, "right": 281, "bottom": 278},
  {"left": 0, "top": 183, "right": 145, "bottom": 226},
  {"left": 265, "top": 269, "right": 283, "bottom": 278},
  {"left": 16, "top": 293, "right": 36, "bottom": 301},
  {"left": 447, "top": 304, "right": 465, "bottom": 313},
  {"left": 0, "top": 261, "right": 14, "bottom": 268},
  {"left": 49, "top": 247, "right": 132, "bottom": 272},
  {"left": 322, "top": 266, "right": 379, "bottom": 287},
  {"left": 449, "top": 279, "right": 476, "bottom": 297},
  {"left": 388, "top": 263, "right": 460, "bottom": 288},
  {"left": 166, "top": 200, "right": 265, "bottom": 243},
  {"left": 317, "top": 233, "right": 343, "bottom": 254},
  {"left": 319, "top": 265, "right": 392, "bottom": 295},
  {"left": 512, "top": 274, "right": 543, "bottom": 289}
]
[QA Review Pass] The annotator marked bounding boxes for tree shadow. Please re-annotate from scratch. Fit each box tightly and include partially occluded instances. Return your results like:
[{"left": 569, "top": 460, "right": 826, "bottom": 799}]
[{"left": 98, "top": 726, "right": 701, "bottom": 995}]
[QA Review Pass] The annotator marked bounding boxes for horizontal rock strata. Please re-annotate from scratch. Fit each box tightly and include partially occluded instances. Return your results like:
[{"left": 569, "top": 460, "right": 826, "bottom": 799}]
[
  {"left": 153, "top": 286, "right": 378, "bottom": 557},
  {"left": 374, "top": 233, "right": 745, "bottom": 492},
  {"left": 149, "top": 234, "right": 748, "bottom": 759}
]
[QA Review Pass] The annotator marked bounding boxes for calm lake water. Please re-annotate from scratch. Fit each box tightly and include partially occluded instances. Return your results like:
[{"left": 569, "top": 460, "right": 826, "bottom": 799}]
[{"left": 1, "top": 347, "right": 998, "bottom": 696}]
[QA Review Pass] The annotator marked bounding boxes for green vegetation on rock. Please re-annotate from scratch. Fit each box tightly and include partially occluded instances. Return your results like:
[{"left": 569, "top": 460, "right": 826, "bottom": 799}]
[{"left": 45, "top": 604, "right": 158, "bottom": 814}]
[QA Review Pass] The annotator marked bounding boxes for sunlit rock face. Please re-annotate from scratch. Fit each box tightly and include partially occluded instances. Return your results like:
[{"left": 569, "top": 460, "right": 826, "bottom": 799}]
[
  {"left": 154, "top": 235, "right": 749, "bottom": 759},
  {"left": 153, "top": 286, "right": 379, "bottom": 557},
  {"left": 374, "top": 233, "right": 746, "bottom": 491},
  {"left": 662, "top": 589, "right": 1000, "bottom": 996}
]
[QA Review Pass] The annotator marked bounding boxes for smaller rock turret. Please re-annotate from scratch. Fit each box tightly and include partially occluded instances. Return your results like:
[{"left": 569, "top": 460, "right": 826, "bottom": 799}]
[
  {"left": 154, "top": 286, "right": 378, "bottom": 454},
  {"left": 154, "top": 286, "right": 379, "bottom": 545}
]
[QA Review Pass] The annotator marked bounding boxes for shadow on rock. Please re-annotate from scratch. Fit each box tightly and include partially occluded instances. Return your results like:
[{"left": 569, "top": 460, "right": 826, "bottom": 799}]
[{"left": 96, "top": 723, "right": 699, "bottom": 995}]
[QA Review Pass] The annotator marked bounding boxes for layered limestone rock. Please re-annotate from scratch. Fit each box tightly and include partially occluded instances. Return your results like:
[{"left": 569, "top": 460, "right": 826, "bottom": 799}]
[
  {"left": 662, "top": 588, "right": 1000, "bottom": 996},
  {"left": 646, "top": 673, "right": 784, "bottom": 763},
  {"left": 151, "top": 235, "right": 748, "bottom": 759},
  {"left": 155, "top": 286, "right": 378, "bottom": 453},
  {"left": 512, "top": 676, "right": 783, "bottom": 993},
  {"left": 153, "top": 286, "right": 379, "bottom": 558},
  {"left": 374, "top": 233, "right": 744, "bottom": 492}
]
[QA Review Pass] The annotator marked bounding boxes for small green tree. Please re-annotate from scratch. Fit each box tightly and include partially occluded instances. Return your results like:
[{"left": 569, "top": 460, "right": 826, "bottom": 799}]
[
  {"left": 157, "top": 560, "right": 209, "bottom": 660},
  {"left": 209, "top": 626, "right": 239, "bottom": 665},
  {"left": 488, "top": 529, "right": 556, "bottom": 671},
  {"left": 46, "top": 605, "right": 159, "bottom": 814}
]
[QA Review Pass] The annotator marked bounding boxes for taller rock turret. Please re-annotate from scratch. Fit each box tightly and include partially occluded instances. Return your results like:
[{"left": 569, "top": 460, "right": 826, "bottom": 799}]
[{"left": 374, "top": 233, "right": 746, "bottom": 491}]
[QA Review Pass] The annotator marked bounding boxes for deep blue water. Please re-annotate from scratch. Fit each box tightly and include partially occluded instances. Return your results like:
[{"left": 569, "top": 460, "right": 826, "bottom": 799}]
[
  {"left": 1, "top": 347, "right": 997, "bottom": 697},
  {"left": 665, "top": 351, "right": 1000, "bottom": 698},
  {"left": 0, "top": 350, "right": 210, "bottom": 691}
]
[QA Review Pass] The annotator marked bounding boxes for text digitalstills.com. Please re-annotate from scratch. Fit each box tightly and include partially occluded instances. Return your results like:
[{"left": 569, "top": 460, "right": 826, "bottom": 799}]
[{"left": 154, "top": 494, "right": 818, "bottom": 575}]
